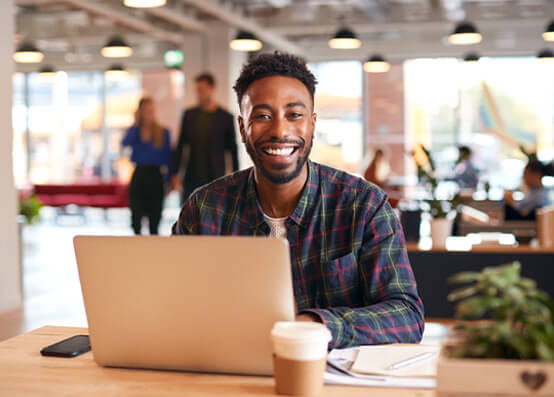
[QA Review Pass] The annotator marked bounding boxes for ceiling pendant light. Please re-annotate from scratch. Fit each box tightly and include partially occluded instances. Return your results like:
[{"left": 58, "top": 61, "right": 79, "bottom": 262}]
[
  {"left": 105, "top": 64, "right": 129, "bottom": 79},
  {"left": 463, "top": 53, "right": 480, "bottom": 63},
  {"left": 329, "top": 27, "right": 361, "bottom": 49},
  {"left": 123, "top": 0, "right": 166, "bottom": 7},
  {"left": 230, "top": 30, "right": 263, "bottom": 52},
  {"left": 363, "top": 55, "right": 390, "bottom": 73},
  {"left": 543, "top": 20, "right": 554, "bottom": 42},
  {"left": 101, "top": 36, "right": 133, "bottom": 58},
  {"left": 537, "top": 48, "right": 554, "bottom": 61},
  {"left": 449, "top": 22, "right": 482, "bottom": 45},
  {"left": 13, "top": 41, "right": 44, "bottom": 63},
  {"left": 38, "top": 65, "right": 56, "bottom": 81}
]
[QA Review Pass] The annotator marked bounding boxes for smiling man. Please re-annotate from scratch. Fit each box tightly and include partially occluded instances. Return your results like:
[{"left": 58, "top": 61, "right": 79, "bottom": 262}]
[{"left": 172, "top": 52, "right": 424, "bottom": 348}]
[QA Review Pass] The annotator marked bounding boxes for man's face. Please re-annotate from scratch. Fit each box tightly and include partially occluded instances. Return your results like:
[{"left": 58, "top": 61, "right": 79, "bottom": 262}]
[
  {"left": 238, "top": 76, "right": 316, "bottom": 185},
  {"left": 195, "top": 80, "right": 214, "bottom": 106}
]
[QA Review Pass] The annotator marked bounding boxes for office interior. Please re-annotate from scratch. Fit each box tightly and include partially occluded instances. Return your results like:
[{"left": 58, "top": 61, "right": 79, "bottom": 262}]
[{"left": 1, "top": 0, "right": 554, "bottom": 347}]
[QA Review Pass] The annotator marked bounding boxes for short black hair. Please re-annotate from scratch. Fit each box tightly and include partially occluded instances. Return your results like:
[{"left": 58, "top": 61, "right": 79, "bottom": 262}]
[
  {"left": 233, "top": 51, "right": 317, "bottom": 108},
  {"left": 459, "top": 146, "right": 472, "bottom": 157},
  {"left": 195, "top": 72, "right": 216, "bottom": 86},
  {"left": 526, "top": 159, "right": 554, "bottom": 177}
]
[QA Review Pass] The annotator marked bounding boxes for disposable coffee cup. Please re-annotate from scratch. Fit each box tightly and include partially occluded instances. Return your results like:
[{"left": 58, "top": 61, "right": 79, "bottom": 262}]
[{"left": 270, "top": 321, "right": 332, "bottom": 396}]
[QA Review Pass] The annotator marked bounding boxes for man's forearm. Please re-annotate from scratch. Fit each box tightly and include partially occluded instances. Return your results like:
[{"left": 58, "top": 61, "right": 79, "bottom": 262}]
[{"left": 301, "top": 298, "right": 424, "bottom": 349}]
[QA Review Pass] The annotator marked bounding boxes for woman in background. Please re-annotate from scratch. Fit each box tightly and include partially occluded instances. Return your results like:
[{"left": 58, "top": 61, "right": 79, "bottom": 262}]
[
  {"left": 364, "top": 148, "right": 390, "bottom": 188},
  {"left": 504, "top": 159, "right": 554, "bottom": 220},
  {"left": 122, "top": 97, "right": 171, "bottom": 235}
]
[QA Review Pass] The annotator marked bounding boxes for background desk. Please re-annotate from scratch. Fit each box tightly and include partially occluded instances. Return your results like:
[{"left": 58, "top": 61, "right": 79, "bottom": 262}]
[
  {"left": 407, "top": 243, "right": 554, "bottom": 318},
  {"left": 0, "top": 326, "right": 434, "bottom": 397}
]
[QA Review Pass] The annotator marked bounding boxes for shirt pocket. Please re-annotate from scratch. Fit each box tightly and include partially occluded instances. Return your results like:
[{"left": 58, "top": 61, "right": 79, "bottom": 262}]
[{"left": 316, "top": 252, "right": 360, "bottom": 308}]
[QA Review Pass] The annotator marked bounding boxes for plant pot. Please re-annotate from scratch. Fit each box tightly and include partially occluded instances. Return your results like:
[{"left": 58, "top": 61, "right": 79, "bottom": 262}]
[
  {"left": 430, "top": 218, "right": 453, "bottom": 248},
  {"left": 437, "top": 347, "right": 554, "bottom": 396}
]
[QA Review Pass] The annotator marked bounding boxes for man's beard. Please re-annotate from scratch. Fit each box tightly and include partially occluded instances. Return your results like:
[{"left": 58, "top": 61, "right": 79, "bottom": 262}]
[{"left": 246, "top": 136, "right": 313, "bottom": 185}]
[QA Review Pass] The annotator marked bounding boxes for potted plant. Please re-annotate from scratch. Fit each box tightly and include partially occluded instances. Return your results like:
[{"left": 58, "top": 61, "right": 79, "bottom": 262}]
[
  {"left": 19, "top": 194, "right": 43, "bottom": 225},
  {"left": 413, "top": 145, "right": 459, "bottom": 248},
  {"left": 437, "top": 262, "right": 554, "bottom": 396}
]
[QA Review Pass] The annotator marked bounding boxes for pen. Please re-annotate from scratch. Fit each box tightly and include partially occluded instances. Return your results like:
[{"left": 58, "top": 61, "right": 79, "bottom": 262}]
[{"left": 387, "top": 352, "right": 436, "bottom": 371}]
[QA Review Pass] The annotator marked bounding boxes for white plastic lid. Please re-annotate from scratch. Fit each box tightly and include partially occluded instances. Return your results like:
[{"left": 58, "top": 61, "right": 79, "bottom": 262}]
[
  {"left": 271, "top": 322, "right": 332, "bottom": 343},
  {"left": 271, "top": 322, "right": 332, "bottom": 361}
]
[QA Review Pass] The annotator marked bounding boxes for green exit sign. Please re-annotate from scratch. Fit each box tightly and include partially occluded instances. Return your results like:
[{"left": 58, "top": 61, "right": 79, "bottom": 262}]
[{"left": 164, "top": 49, "right": 184, "bottom": 69}]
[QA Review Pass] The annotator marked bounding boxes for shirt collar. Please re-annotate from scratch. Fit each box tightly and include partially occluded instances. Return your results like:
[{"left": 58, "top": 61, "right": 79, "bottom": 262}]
[{"left": 245, "top": 160, "right": 319, "bottom": 229}]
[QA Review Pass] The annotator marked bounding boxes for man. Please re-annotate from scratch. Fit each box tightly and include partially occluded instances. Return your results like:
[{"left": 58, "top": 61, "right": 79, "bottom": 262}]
[
  {"left": 453, "top": 145, "right": 479, "bottom": 189},
  {"left": 172, "top": 52, "right": 424, "bottom": 349},
  {"left": 172, "top": 73, "right": 239, "bottom": 201}
]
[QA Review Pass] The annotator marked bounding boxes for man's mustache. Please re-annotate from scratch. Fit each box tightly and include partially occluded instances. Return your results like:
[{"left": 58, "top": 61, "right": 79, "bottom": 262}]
[{"left": 256, "top": 137, "right": 305, "bottom": 148}]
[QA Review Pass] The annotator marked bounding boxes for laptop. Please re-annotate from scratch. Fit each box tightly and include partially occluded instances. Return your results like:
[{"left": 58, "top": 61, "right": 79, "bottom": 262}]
[{"left": 73, "top": 235, "right": 296, "bottom": 375}]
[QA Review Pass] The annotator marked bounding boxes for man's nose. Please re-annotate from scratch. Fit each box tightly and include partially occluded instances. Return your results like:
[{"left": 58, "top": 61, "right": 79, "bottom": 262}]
[{"left": 269, "top": 115, "right": 289, "bottom": 140}]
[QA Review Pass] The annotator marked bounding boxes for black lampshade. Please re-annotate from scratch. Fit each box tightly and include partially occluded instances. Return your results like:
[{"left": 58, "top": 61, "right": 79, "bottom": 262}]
[
  {"left": 463, "top": 53, "right": 480, "bottom": 62},
  {"left": 543, "top": 20, "right": 554, "bottom": 42},
  {"left": 13, "top": 41, "right": 44, "bottom": 63},
  {"left": 329, "top": 28, "right": 361, "bottom": 49},
  {"left": 449, "top": 22, "right": 482, "bottom": 45},
  {"left": 39, "top": 65, "right": 56, "bottom": 74},
  {"left": 537, "top": 48, "right": 554, "bottom": 59},
  {"left": 230, "top": 30, "right": 262, "bottom": 51},
  {"left": 102, "top": 36, "right": 132, "bottom": 58},
  {"left": 363, "top": 54, "right": 390, "bottom": 73}
]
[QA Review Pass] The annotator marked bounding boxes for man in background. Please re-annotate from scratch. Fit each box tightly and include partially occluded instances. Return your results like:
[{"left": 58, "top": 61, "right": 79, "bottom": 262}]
[
  {"left": 453, "top": 145, "right": 479, "bottom": 189},
  {"left": 172, "top": 73, "right": 239, "bottom": 202}
]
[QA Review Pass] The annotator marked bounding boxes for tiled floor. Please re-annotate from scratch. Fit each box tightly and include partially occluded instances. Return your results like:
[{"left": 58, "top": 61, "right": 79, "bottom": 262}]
[{"left": 0, "top": 204, "right": 449, "bottom": 344}]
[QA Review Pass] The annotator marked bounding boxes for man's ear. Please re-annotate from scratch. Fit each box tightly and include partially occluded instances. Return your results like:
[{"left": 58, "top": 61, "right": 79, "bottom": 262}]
[
  {"left": 311, "top": 112, "right": 317, "bottom": 126},
  {"left": 237, "top": 115, "right": 246, "bottom": 143}
]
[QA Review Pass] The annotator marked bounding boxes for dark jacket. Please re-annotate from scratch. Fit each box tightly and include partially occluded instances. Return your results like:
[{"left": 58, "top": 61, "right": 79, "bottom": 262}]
[{"left": 172, "top": 106, "right": 239, "bottom": 198}]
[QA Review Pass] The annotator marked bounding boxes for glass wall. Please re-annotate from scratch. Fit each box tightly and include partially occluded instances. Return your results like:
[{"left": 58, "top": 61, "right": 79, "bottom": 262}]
[
  {"left": 309, "top": 61, "right": 364, "bottom": 173},
  {"left": 12, "top": 71, "right": 142, "bottom": 186},
  {"left": 405, "top": 57, "right": 554, "bottom": 189}
]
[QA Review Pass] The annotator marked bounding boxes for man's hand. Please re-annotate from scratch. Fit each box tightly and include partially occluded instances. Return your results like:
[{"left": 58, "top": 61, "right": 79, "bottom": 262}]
[{"left": 295, "top": 313, "right": 322, "bottom": 323}]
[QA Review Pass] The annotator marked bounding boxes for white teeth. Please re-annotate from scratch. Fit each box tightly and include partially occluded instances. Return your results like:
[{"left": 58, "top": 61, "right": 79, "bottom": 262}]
[{"left": 264, "top": 147, "right": 294, "bottom": 156}]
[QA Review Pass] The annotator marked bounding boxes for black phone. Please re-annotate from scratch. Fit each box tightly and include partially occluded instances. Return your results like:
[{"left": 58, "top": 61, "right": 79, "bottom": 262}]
[{"left": 40, "top": 335, "right": 91, "bottom": 358}]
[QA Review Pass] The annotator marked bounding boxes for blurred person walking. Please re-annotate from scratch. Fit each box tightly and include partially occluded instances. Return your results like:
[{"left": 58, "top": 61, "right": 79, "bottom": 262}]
[
  {"left": 172, "top": 73, "right": 239, "bottom": 202},
  {"left": 122, "top": 97, "right": 172, "bottom": 235}
]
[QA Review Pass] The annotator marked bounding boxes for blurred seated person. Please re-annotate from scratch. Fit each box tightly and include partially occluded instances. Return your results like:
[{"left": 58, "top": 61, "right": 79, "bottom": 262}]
[
  {"left": 453, "top": 146, "right": 479, "bottom": 189},
  {"left": 504, "top": 159, "right": 553, "bottom": 220},
  {"left": 364, "top": 149, "right": 390, "bottom": 188}
]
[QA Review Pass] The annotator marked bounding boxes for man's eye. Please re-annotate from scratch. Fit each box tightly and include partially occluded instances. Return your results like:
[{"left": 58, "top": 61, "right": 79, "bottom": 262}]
[
  {"left": 288, "top": 113, "right": 303, "bottom": 119},
  {"left": 255, "top": 114, "right": 271, "bottom": 120}
]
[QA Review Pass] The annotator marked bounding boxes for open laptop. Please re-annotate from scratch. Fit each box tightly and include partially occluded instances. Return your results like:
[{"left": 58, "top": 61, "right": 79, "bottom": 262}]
[{"left": 73, "top": 235, "right": 296, "bottom": 375}]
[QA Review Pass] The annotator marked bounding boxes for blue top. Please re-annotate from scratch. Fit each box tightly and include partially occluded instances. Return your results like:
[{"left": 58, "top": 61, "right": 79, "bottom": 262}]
[
  {"left": 122, "top": 125, "right": 172, "bottom": 180},
  {"left": 513, "top": 187, "right": 552, "bottom": 214}
]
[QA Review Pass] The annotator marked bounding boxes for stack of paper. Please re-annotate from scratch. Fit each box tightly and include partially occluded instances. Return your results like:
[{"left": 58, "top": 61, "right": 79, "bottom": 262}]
[{"left": 325, "top": 344, "right": 439, "bottom": 389}]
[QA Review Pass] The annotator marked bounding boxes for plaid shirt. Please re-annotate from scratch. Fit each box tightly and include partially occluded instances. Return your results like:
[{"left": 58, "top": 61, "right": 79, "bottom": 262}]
[{"left": 172, "top": 161, "right": 424, "bottom": 348}]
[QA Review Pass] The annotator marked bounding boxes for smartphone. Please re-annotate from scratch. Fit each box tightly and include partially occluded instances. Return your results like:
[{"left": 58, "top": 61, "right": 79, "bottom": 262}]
[{"left": 40, "top": 335, "right": 91, "bottom": 358}]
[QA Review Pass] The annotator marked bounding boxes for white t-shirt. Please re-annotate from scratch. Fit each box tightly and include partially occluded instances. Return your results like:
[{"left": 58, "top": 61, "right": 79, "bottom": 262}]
[{"left": 264, "top": 214, "right": 287, "bottom": 239}]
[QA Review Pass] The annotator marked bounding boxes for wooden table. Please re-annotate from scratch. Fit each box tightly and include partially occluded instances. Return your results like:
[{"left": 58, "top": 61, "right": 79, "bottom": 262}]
[{"left": 0, "top": 326, "right": 434, "bottom": 396}]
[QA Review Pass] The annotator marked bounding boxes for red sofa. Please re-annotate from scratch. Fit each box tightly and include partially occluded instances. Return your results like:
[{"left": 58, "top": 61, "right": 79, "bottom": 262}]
[{"left": 33, "top": 181, "right": 129, "bottom": 209}]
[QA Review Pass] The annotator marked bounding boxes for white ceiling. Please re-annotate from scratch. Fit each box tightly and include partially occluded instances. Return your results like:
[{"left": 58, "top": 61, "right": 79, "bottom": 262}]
[{"left": 14, "top": 0, "right": 554, "bottom": 71}]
